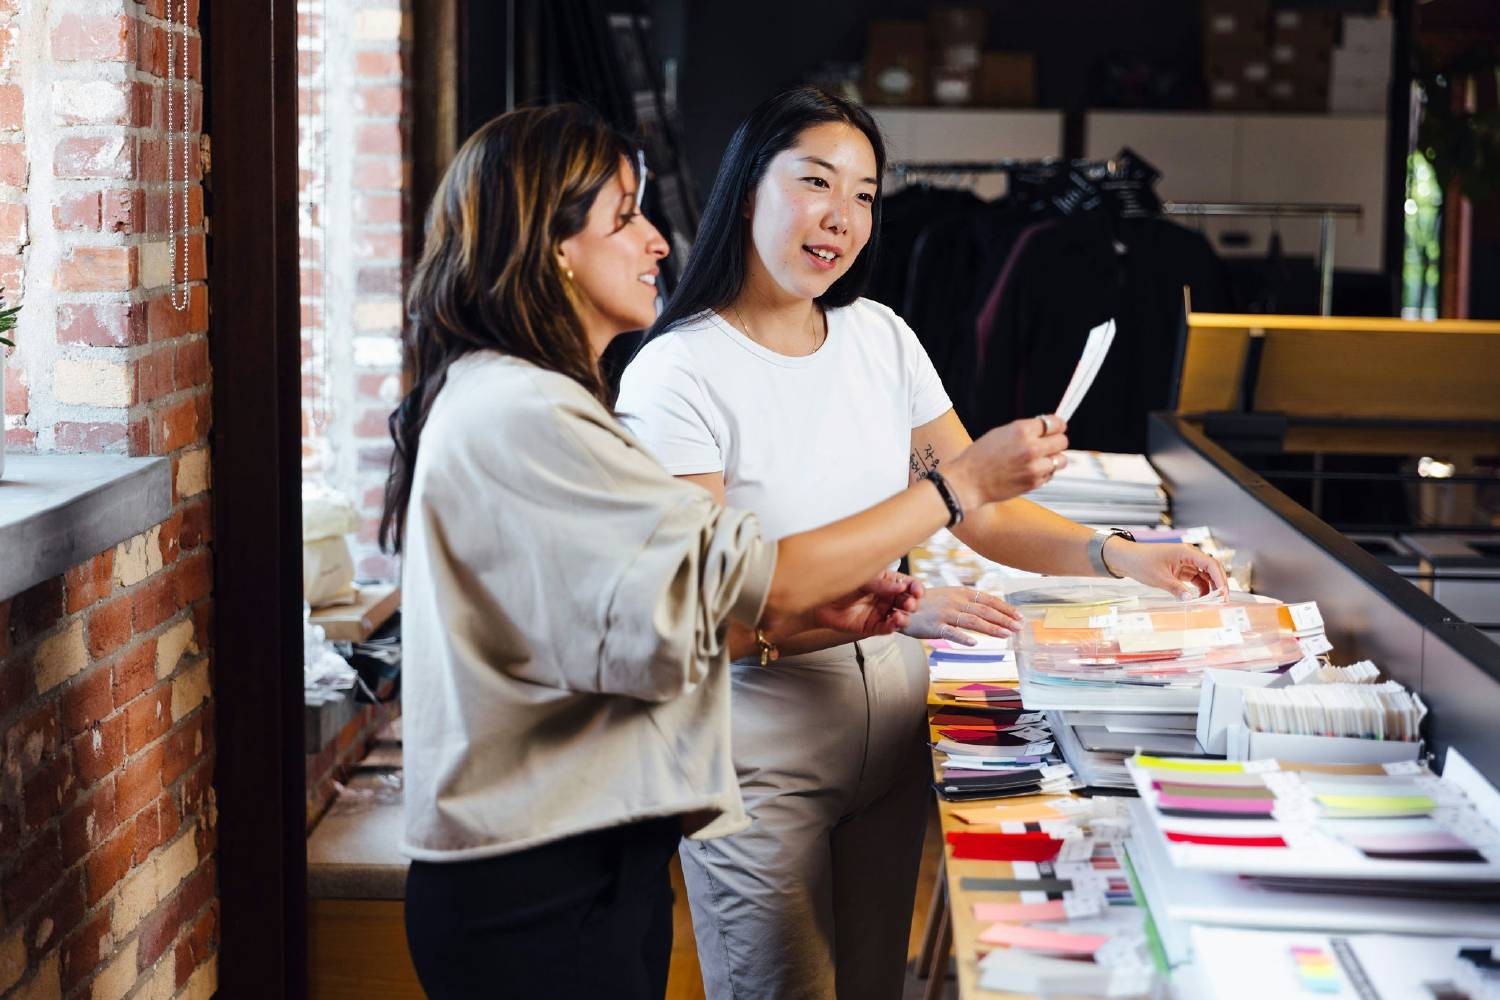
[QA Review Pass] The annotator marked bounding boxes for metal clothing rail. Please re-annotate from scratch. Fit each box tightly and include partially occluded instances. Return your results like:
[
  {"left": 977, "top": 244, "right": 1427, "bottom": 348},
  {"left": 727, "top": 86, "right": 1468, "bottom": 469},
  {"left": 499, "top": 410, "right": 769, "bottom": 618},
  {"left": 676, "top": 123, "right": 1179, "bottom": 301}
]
[{"left": 1165, "top": 201, "right": 1363, "bottom": 316}]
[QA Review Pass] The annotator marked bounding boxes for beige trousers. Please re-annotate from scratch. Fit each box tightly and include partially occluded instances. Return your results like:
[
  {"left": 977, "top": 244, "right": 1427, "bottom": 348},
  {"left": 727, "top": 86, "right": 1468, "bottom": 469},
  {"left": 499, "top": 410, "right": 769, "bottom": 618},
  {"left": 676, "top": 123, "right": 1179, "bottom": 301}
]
[{"left": 679, "top": 634, "right": 931, "bottom": 1000}]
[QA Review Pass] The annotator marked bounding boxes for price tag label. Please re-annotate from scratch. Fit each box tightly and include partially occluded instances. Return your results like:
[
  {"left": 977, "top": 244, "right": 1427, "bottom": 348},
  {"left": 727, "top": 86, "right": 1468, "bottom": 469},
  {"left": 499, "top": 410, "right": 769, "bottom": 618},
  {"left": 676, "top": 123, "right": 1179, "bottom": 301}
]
[
  {"left": 1023, "top": 741, "right": 1056, "bottom": 756},
  {"left": 1288, "top": 602, "right": 1324, "bottom": 632},
  {"left": 1220, "top": 607, "right": 1252, "bottom": 631},
  {"left": 1088, "top": 612, "right": 1117, "bottom": 629},
  {"left": 1299, "top": 634, "right": 1334, "bottom": 656},
  {"left": 1116, "top": 613, "right": 1154, "bottom": 633},
  {"left": 1383, "top": 760, "right": 1422, "bottom": 776},
  {"left": 1017, "top": 712, "right": 1045, "bottom": 725}
]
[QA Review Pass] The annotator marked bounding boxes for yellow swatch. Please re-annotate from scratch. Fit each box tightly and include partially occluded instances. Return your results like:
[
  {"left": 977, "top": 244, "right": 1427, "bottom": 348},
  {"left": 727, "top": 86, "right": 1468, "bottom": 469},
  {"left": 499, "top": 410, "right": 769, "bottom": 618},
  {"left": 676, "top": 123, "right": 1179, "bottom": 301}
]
[
  {"left": 1316, "top": 794, "right": 1436, "bottom": 814},
  {"left": 1134, "top": 755, "right": 1248, "bottom": 774}
]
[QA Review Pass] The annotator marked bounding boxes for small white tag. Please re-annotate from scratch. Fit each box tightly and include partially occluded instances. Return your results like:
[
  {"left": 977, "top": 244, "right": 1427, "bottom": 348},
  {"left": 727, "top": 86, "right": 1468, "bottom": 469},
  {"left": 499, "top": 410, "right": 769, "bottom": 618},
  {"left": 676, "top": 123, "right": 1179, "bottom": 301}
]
[
  {"left": 1220, "top": 607, "right": 1252, "bottom": 631},
  {"left": 1023, "top": 741, "right": 1056, "bottom": 756},
  {"left": 1019, "top": 890, "right": 1049, "bottom": 904},
  {"left": 1116, "top": 612, "right": 1154, "bottom": 634},
  {"left": 1040, "top": 764, "right": 1075, "bottom": 781},
  {"left": 1211, "top": 626, "right": 1245, "bottom": 647},
  {"left": 1063, "top": 894, "right": 1106, "bottom": 919},
  {"left": 1299, "top": 634, "right": 1334, "bottom": 656},
  {"left": 1384, "top": 760, "right": 1422, "bottom": 775},
  {"left": 1057, "top": 836, "right": 1095, "bottom": 863},
  {"left": 1088, "top": 612, "right": 1117, "bottom": 628},
  {"left": 1000, "top": 821, "right": 1028, "bottom": 835},
  {"left": 1288, "top": 602, "right": 1324, "bottom": 631},
  {"left": 1011, "top": 725, "right": 1053, "bottom": 742},
  {"left": 1017, "top": 712, "right": 1045, "bottom": 725},
  {"left": 1289, "top": 654, "right": 1320, "bottom": 685}
]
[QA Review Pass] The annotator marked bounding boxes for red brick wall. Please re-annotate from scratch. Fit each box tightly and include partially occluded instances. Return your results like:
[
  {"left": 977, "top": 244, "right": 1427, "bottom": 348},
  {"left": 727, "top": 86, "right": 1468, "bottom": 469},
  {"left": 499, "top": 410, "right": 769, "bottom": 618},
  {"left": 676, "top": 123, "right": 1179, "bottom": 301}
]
[
  {"left": 298, "top": 0, "right": 407, "bottom": 584},
  {"left": 0, "top": 1, "right": 216, "bottom": 997}
]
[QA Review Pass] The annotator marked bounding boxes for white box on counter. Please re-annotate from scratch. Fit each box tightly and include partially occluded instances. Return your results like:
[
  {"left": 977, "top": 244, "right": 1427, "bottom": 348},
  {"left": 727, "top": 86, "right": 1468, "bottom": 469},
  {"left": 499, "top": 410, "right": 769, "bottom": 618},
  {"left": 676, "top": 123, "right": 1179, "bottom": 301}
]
[{"left": 1226, "top": 727, "right": 1422, "bottom": 764}]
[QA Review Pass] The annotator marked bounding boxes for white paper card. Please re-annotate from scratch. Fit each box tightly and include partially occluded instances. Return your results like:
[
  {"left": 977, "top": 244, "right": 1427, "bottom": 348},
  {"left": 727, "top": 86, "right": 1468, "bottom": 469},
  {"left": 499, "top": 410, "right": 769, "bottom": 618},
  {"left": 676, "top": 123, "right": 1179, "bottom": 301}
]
[
  {"left": 1288, "top": 602, "right": 1324, "bottom": 632},
  {"left": 1055, "top": 319, "right": 1117, "bottom": 421}
]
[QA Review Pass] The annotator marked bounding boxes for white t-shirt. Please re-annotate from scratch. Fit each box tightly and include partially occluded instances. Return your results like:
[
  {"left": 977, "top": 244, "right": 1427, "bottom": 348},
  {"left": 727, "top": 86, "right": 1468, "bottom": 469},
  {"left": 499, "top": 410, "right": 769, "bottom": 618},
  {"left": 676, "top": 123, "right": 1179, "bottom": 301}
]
[{"left": 617, "top": 297, "right": 953, "bottom": 542}]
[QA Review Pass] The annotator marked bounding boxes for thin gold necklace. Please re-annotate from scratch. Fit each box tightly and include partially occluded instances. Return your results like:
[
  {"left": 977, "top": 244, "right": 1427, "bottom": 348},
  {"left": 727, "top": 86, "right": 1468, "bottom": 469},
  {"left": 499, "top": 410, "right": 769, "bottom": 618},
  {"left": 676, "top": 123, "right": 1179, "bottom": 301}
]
[{"left": 731, "top": 304, "right": 824, "bottom": 354}]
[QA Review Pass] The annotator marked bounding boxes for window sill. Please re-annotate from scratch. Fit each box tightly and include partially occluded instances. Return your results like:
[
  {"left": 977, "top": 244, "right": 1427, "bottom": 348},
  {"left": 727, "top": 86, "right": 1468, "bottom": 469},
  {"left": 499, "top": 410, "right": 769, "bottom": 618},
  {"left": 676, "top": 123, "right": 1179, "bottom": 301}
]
[{"left": 0, "top": 454, "right": 173, "bottom": 603}]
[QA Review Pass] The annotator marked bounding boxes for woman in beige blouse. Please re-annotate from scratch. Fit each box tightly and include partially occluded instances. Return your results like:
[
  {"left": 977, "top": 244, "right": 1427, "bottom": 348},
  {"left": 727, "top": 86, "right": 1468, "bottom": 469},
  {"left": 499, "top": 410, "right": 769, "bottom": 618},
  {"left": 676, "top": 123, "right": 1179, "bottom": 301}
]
[{"left": 382, "top": 104, "right": 1067, "bottom": 1000}]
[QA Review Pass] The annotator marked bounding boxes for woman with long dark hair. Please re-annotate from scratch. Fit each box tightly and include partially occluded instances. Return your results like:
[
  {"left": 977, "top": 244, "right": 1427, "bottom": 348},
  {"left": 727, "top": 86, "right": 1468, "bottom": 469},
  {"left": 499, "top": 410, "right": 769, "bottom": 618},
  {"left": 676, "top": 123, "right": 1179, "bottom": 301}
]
[
  {"left": 617, "top": 86, "right": 1226, "bottom": 999},
  {"left": 384, "top": 103, "right": 1062, "bottom": 1000}
]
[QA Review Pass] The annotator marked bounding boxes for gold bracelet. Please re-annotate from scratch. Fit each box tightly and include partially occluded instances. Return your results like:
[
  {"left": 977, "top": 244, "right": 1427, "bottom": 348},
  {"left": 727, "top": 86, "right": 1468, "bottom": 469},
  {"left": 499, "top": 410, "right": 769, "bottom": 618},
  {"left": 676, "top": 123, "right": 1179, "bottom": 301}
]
[{"left": 756, "top": 628, "right": 779, "bottom": 668}]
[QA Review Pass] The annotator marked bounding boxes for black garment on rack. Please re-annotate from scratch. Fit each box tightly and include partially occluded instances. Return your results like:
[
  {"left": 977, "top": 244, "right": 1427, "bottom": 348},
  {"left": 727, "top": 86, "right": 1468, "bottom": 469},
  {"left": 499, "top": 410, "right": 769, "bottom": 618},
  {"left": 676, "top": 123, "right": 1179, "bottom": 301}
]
[
  {"left": 869, "top": 185, "right": 982, "bottom": 313},
  {"left": 967, "top": 215, "right": 1233, "bottom": 453}
]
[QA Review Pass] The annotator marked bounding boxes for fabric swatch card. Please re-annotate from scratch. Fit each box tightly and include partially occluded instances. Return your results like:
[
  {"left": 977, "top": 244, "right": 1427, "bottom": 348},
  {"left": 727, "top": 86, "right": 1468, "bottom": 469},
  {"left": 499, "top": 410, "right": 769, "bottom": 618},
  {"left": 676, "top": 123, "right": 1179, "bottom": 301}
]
[{"left": 977, "top": 922, "right": 1111, "bottom": 956}]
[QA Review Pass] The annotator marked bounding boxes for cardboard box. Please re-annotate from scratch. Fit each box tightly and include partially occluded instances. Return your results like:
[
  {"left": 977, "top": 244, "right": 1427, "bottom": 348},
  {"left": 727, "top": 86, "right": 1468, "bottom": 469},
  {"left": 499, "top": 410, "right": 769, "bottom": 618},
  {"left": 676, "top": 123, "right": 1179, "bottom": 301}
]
[
  {"left": 1330, "top": 77, "right": 1387, "bottom": 113},
  {"left": 1269, "top": 39, "right": 1332, "bottom": 80},
  {"left": 1271, "top": 9, "right": 1339, "bottom": 48},
  {"left": 1207, "top": 76, "right": 1269, "bottom": 110},
  {"left": 865, "top": 20, "right": 928, "bottom": 106},
  {"left": 1203, "top": 0, "right": 1269, "bottom": 51},
  {"left": 978, "top": 51, "right": 1037, "bottom": 107},
  {"left": 931, "top": 66, "right": 977, "bottom": 106},
  {"left": 1267, "top": 75, "right": 1329, "bottom": 112},
  {"left": 310, "top": 583, "right": 401, "bottom": 642},
  {"left": 930, "top": 5, "right": 985, "bottom": 71},
  {"left": 1340, "top": 14, "right": 1394, "bottom": 56},
  {"left": 1331, "top": 46, "right": 1391, "bottom": 88},
  {"left": 1208, "top": 49, "right": 1272, "bottom": 85}
]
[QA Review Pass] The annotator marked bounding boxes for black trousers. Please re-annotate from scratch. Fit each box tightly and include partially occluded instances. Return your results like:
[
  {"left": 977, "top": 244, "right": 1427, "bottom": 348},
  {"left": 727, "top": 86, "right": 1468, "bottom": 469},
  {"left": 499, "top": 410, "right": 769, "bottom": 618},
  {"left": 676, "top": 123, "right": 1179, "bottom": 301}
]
[{"left": 404, "top": 817, "right": 680, "bottom": 1000}]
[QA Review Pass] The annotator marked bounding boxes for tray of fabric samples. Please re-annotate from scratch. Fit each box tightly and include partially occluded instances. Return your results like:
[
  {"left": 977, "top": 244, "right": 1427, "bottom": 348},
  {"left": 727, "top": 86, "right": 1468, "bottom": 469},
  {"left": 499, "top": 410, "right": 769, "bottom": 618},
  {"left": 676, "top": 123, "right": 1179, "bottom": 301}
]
[{"left": 1125, "top": 751, "right": 1500, "bottom": 888}]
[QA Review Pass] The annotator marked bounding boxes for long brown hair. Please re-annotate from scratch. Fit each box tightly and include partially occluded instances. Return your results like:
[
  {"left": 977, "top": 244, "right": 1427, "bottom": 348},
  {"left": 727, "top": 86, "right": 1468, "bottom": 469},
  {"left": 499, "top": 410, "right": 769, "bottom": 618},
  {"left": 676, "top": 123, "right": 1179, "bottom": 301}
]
[{"left": 380, "top": 104, "right": 633, "bottom": 553}]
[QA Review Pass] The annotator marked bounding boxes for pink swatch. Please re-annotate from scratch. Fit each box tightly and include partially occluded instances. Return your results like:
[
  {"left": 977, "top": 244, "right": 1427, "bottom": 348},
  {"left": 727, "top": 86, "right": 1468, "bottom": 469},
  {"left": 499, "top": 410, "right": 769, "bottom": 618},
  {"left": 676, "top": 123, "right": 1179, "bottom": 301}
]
[
  {"left": 972, "top": 900, "right": 1070, "bottom": 923},
  {"left": 1156, "top": 793, "right": 1275, "bottom": 814},
  {"left": 977, "top": 923, "right": 1111, "bottom": 955}
]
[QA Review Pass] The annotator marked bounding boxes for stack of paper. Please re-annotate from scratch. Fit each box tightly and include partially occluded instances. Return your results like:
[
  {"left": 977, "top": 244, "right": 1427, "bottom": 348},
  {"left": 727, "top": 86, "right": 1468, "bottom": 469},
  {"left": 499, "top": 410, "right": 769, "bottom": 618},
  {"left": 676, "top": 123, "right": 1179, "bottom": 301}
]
[
  {"left": 1050, "top": 710, "right": 1206, "bottom": 791},
  {"left": 929, "top": 702, "right": 1076, "bottom": 801},
  {"left": 1124, "top": 798, "right": 1500, "bottom": 966},
  {"left": 1025, "top": 450, "right": 1169, "bottom": 526}
]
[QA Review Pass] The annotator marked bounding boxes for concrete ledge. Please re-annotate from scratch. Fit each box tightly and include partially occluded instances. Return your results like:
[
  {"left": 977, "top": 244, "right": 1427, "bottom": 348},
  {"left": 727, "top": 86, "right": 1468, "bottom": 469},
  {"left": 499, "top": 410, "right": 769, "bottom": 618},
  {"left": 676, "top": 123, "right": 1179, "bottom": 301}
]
[{"left": 0, "top": 454, "right": 173, "bottom": 602}]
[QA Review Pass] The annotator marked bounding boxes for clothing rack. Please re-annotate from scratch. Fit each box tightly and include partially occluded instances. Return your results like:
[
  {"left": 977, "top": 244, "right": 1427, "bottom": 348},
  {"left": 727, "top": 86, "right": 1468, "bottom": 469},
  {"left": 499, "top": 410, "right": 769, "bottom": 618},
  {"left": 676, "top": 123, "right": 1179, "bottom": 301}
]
[{"left": 1163, "top": 201, "right": 1363, "bottom": 316}]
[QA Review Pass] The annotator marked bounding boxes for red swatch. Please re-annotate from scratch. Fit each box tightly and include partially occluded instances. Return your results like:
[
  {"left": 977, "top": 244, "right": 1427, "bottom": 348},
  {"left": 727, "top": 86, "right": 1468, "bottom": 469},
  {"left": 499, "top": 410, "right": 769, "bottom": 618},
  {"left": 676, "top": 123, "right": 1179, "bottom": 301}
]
[
  {"left": 1164, "top": 831, "right": 1287, "bottom": 848},
  {"left": 946, "top": 831, "right": 1064, "bottom": 862}
]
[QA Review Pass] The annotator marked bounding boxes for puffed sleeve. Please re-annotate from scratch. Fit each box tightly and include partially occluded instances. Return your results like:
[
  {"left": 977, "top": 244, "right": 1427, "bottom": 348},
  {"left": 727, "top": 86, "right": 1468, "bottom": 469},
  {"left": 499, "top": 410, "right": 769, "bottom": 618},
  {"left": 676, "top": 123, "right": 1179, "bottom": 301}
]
[{"left": 433, "top": 367, "right": 774, "bottom": 703}]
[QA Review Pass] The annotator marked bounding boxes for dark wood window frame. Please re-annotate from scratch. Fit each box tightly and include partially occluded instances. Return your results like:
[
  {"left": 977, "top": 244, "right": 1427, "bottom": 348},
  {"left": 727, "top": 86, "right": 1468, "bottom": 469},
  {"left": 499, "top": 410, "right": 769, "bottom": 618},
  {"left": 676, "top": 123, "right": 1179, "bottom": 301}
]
[{"left": 206, "top": 1, "right": 307, "bottom": 995}]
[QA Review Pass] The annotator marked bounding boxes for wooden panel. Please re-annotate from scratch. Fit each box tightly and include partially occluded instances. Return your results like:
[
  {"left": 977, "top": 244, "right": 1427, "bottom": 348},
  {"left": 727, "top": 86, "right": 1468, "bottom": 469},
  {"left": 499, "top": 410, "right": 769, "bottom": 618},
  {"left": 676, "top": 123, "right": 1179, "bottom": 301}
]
[
  {"left": 1190, "top": 313, "right": 1500, "bottom": 334},
  {"left": 1252, "top": 329, "right": 1500, "bottom": 420},
  {"left": 1281, "top": 426, "right": 1500, "bottom": 455},
  {"left": 1177, "top": 327, "right": 1250, "bottom": 413},
  {"left": 1179, "top": 314, "right": 1500, "bottom": 423},
  {"left": 308, "top": 900, "right": 424, "bottom": 1000}
]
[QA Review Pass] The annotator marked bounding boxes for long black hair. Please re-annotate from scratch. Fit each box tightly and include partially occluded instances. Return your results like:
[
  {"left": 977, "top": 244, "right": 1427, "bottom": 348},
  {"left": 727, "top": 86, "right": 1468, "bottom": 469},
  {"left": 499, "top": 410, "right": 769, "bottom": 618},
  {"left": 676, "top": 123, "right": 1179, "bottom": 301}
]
[
  {"left": 380, "top": 104, "right": 634, "bottom": 553},
  {"left": 649, "top": 86, "right": 886, "bottom": 338}
]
